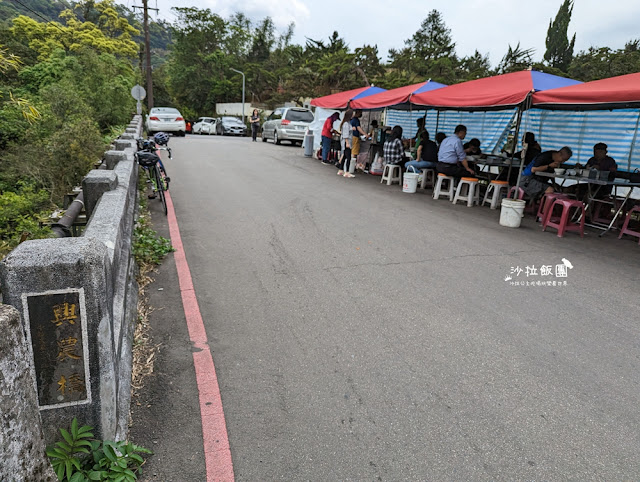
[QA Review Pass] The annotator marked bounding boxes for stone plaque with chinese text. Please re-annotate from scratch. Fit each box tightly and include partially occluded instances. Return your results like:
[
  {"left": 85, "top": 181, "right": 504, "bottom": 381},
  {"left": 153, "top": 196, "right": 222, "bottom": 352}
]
[{"left": 24, "top": 289, "right": 91, "bottom": 409}]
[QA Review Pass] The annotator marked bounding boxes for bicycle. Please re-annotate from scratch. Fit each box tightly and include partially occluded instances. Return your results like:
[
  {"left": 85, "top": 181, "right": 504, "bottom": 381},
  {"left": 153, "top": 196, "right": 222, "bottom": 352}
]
[{"left": 136, "top": 149, "right": 168, "bottom": 215}]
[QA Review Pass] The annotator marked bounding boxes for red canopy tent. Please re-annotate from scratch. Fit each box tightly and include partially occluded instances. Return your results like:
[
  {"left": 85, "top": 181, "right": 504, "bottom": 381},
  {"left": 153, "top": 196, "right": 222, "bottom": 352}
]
[
  {"left": 409, "top": 70, "right": 581, "bottom": 197},
  {"left": 410, "top": 70, "right": 581, "bottom": 111},
  {"left": 310, "top": 86, "right": 386, "bottom": 109},
  {"left": 532, "top": 72, "right": 640, "bottom": 110},
  {"left": 350, "top": 80, "right": 447, "bottom": 110}
]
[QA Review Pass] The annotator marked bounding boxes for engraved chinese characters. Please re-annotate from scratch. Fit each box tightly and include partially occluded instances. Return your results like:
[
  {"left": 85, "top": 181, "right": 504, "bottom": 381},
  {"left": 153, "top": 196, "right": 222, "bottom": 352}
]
[{"left": 24, "top": 289, "right": 90, "bottom": 409}]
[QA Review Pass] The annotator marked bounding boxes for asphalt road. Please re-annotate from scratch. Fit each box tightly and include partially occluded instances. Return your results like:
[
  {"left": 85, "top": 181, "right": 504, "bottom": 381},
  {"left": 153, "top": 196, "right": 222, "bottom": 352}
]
[{"left": 132, "top": 134, "right": 640, "bottom": 481}]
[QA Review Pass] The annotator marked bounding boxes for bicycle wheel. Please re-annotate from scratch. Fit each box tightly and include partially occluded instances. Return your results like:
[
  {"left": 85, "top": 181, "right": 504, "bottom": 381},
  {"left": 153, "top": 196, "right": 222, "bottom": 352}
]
[{"left": 153, "top": 165, "right": 168, "bottom": 215}]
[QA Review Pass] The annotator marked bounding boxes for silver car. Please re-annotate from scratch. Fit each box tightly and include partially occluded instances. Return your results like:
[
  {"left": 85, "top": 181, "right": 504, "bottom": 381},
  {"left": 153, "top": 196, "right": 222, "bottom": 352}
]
[
  {"left": 146, "top": 107, "right": 186, "bottom": 136},
  {"left": 216, "top": 116, "right": 247, "bottom": 136},
  {"left": 262, "top": 107, "right": 314, "bottom": 145}
]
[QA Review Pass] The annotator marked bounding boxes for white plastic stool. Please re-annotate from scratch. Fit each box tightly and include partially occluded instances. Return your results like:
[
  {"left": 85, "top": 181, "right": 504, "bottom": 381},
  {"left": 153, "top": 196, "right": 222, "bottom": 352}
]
[
  {"left": 381, "top": 164, "right": 402, "bottom": 185},
  {"left": 420, "top": 168, "right": 437, "bottom": 189},
  {"left": 452, "top": 177, "right": 480, "bottom": 207},
  {"left": 433, "top": 173, "right": 456, "bottom": 200},
  {"left": 482, "top": 180, "right": 510, "bottom": 209}
]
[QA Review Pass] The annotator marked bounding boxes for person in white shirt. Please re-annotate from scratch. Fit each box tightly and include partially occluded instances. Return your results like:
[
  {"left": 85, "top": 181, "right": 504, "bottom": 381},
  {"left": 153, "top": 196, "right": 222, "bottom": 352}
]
[{"left": 337, "top": 110, "right": 355, "bottom": 178}]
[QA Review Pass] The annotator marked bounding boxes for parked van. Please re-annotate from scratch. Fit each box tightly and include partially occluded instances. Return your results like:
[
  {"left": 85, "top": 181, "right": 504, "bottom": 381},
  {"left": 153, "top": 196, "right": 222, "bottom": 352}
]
[{"left": 261, "top": 107, "right": 314, "bottom": 146}]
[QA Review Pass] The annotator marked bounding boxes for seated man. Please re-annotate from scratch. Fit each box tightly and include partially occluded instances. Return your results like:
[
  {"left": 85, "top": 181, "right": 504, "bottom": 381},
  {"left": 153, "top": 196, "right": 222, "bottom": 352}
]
[
  {"left": 586, "top": 142, "right": 617, "bottom": 179},
  {"left": 520, "top": 146, "right": 573, "bottom": 201},
  {"left": 463, "top": 138, "right": 482, "bottom": 156},
  {"left": 436, "top": 124, "right": 476, "bottom": 178},
  {"left": 576, "top": 142, "right": 617, "bottom": 198}
]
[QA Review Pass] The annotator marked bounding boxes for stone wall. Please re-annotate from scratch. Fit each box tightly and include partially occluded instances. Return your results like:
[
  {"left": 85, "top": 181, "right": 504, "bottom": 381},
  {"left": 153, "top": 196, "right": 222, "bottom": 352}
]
[
  {"left": 0, "top": 305, "right": 57, "bottom": 481},
  {"left": 0, "top": 115, "right": 143, "bottom": 447}
]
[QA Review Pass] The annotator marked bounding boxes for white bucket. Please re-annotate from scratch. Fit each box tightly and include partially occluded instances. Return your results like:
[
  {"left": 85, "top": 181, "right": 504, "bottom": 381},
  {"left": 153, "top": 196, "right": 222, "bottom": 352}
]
[
  {"left": 499, "top": 198, "right": 526, "bottom": 228},
  {"left": 403, "top": 173, "right": 419, "bottom": 193}
]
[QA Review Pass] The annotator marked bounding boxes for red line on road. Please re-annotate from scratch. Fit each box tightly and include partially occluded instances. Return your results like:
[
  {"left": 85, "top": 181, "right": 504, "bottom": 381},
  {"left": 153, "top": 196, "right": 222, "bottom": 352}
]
[{"left": 165, "top": 191, "right": 235, "bottom": 481}]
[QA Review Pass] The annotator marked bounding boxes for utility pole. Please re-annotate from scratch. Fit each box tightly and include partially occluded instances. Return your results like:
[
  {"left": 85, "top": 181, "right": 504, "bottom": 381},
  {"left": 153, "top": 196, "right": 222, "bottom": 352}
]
[
  {"left": 132, "top": 0, "right": 158, "bottom": 110},
  {"left": 230, "top": 68, "right": 245, "bottom": 123}
]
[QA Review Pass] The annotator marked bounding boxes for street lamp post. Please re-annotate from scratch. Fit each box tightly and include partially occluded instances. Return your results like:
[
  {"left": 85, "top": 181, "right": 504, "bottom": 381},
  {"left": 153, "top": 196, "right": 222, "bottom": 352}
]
[{"left": 230, "top": 68, "right": 245, "bottom": 124}]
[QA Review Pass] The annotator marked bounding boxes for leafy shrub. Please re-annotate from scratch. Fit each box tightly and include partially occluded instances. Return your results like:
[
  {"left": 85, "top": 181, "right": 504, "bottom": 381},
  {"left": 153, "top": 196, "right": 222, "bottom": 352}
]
[
  {"left": 132, "top": 222, "right": 174, "bottom": 266},
  {"left": 46, "top": 418, "right": 151, "bottom": 482},
  {"left": 0, "top": 111, "right": 106, "bottom": 202},
  {"left": 0, "top": 182, "right": 52, "bottom": 259}
]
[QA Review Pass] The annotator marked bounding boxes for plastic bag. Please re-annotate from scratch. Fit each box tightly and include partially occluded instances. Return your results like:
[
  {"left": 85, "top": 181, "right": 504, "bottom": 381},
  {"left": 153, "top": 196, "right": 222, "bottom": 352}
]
[{"left": 370, "top": 153, "right": 384, "bottom": 175}]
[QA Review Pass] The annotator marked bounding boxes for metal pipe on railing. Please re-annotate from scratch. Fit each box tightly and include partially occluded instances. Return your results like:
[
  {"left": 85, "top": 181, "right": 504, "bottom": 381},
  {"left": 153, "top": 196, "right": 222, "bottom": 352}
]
[{"left": 52, "top": 191, "right": 84, "bottom": 237}]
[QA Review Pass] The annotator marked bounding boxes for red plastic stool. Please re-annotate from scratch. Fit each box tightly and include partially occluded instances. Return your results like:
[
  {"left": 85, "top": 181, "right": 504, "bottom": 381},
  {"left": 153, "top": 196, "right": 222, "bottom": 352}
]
[
  {"left": 509, "top": 186, "right": 525, "bottom": 200},
  {"left": 542, "top": 198, "right": 586, "bottom": 238},
  {"left": 536, "top": 192, "right": 569, "bottom": 223},
  {"left": 590, "top": 198, "right": 624, "bottom": 226},
  {"left": 618, "top": 205, "right": 640, "bottom": 245},
  {"left": 509, "top": 186, "right": 538, "bottom": 215}
]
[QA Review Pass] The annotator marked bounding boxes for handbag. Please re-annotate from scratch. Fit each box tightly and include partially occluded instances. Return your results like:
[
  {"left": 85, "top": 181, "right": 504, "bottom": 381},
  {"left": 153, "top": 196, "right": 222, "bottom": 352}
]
[
  {"left": 521, "top": 154, "right": 540, "bottom": 177},
  {"left": 630, "top": 169, "right": 640, "bottom": 183},
  {"left": 522, "top": 160, "right": 534, "bottom": 177}
]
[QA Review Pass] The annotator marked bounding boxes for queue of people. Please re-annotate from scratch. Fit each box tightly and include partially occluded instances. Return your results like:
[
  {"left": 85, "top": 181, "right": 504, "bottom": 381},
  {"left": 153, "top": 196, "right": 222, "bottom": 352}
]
[{"left": 321, "top": 108, "right": 381, "bottom": 177}]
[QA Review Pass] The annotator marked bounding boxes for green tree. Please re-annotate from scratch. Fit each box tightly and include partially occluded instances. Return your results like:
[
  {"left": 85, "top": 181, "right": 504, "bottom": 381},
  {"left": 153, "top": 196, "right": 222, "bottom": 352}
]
[
  {"left": 389, "top": 10, "right": 458, "bottom": 83},
  {"left": 458, "top": 50, "right": 491, "bottom": 80},
  {"left": 568, "top": 42, "right": 640, "bottom": 81},
  {"left": 407, "top": 10, "right": 456, "bottom": 63},
  {"left": 354, "top": 45, "right": 384, "bottom": 85},
  {"left": 166, "top": 7, "right": 232, "bottom": 114},
  {"left": 18, "top": 48, "right": 135, "bottom": 129},
  {"left": 10, "top": 0, "right": 139, "bottom": 61},
  {"left": 544, "top": 0, "right": 576, "bottom": 72},
  {"left": 496, "top": 43, "right": 534, "bottom": 74},
  {"left": 248, "top": 17, "right": 275, "bottom": 63}
]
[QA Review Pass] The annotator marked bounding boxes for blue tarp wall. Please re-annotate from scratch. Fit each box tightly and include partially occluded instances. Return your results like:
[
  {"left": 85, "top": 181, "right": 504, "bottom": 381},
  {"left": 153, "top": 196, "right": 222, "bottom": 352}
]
[
  {"left": 387, "top": 108, "right": 640, "bottom": 172},
  {"left": 517, "top": 109, "right": 640, "bottom": 171},
  {"left": 385, "top": 109, "right": 516, "bottom": 155}
]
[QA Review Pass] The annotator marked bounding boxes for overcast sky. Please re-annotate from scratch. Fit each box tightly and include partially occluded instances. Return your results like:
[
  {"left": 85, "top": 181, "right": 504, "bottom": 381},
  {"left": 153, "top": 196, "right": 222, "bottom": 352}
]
[{"left": 144, "top": 0, "right": 640, "bottom": 67}]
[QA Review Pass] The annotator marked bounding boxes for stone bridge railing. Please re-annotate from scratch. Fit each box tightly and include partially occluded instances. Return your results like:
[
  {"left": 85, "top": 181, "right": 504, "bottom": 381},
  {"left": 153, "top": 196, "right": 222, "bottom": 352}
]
[{"left": 0, "top": 115, "right": 143, "bottom": 479}]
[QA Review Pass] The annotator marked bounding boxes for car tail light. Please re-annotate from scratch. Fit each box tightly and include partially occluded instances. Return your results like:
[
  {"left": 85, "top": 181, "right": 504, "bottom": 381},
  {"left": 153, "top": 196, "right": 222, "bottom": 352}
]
[
  {"left": 176, "top": 116, "right": 184, "bottom": 121},
  {"left": 149, "top": 116, "right": 160, "bottom": 121},
  {"left": 281, "top": 119, "right": 290, "bottom": 125}
]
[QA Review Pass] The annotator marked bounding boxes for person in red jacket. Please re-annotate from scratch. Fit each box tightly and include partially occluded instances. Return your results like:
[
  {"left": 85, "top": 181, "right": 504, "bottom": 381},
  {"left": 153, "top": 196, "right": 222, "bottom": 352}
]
[{"left": 321, "top": 112, "right": 340, "bottom": 165}]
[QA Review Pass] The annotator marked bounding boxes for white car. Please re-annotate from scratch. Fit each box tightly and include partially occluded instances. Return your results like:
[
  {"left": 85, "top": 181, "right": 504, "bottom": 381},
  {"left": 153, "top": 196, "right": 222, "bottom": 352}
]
[
  {"left": 146, "top": 107, "right": 186, "bottom": 136},
  {"left": 193, "top": 117, "right": 217, "bottom": 135}
]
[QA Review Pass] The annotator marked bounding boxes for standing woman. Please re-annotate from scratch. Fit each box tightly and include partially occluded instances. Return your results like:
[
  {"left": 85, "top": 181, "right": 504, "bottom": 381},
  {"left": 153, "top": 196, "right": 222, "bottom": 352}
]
[
  {"left": 338, "top": 109, "right": 355, "bottom": 178},
  {"left": 250, "top": 109, "right": 260, "bottom": 142}
]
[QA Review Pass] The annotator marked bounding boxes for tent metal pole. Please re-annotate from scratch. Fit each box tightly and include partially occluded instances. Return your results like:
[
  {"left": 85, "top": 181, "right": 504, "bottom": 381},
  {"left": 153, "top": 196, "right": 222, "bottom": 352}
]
[
  {"left": 511, "top": 99, "right": 528, "bottom": 198},
  {"left": 627, "top": 109, "right": 640, "bottom": 170}
]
